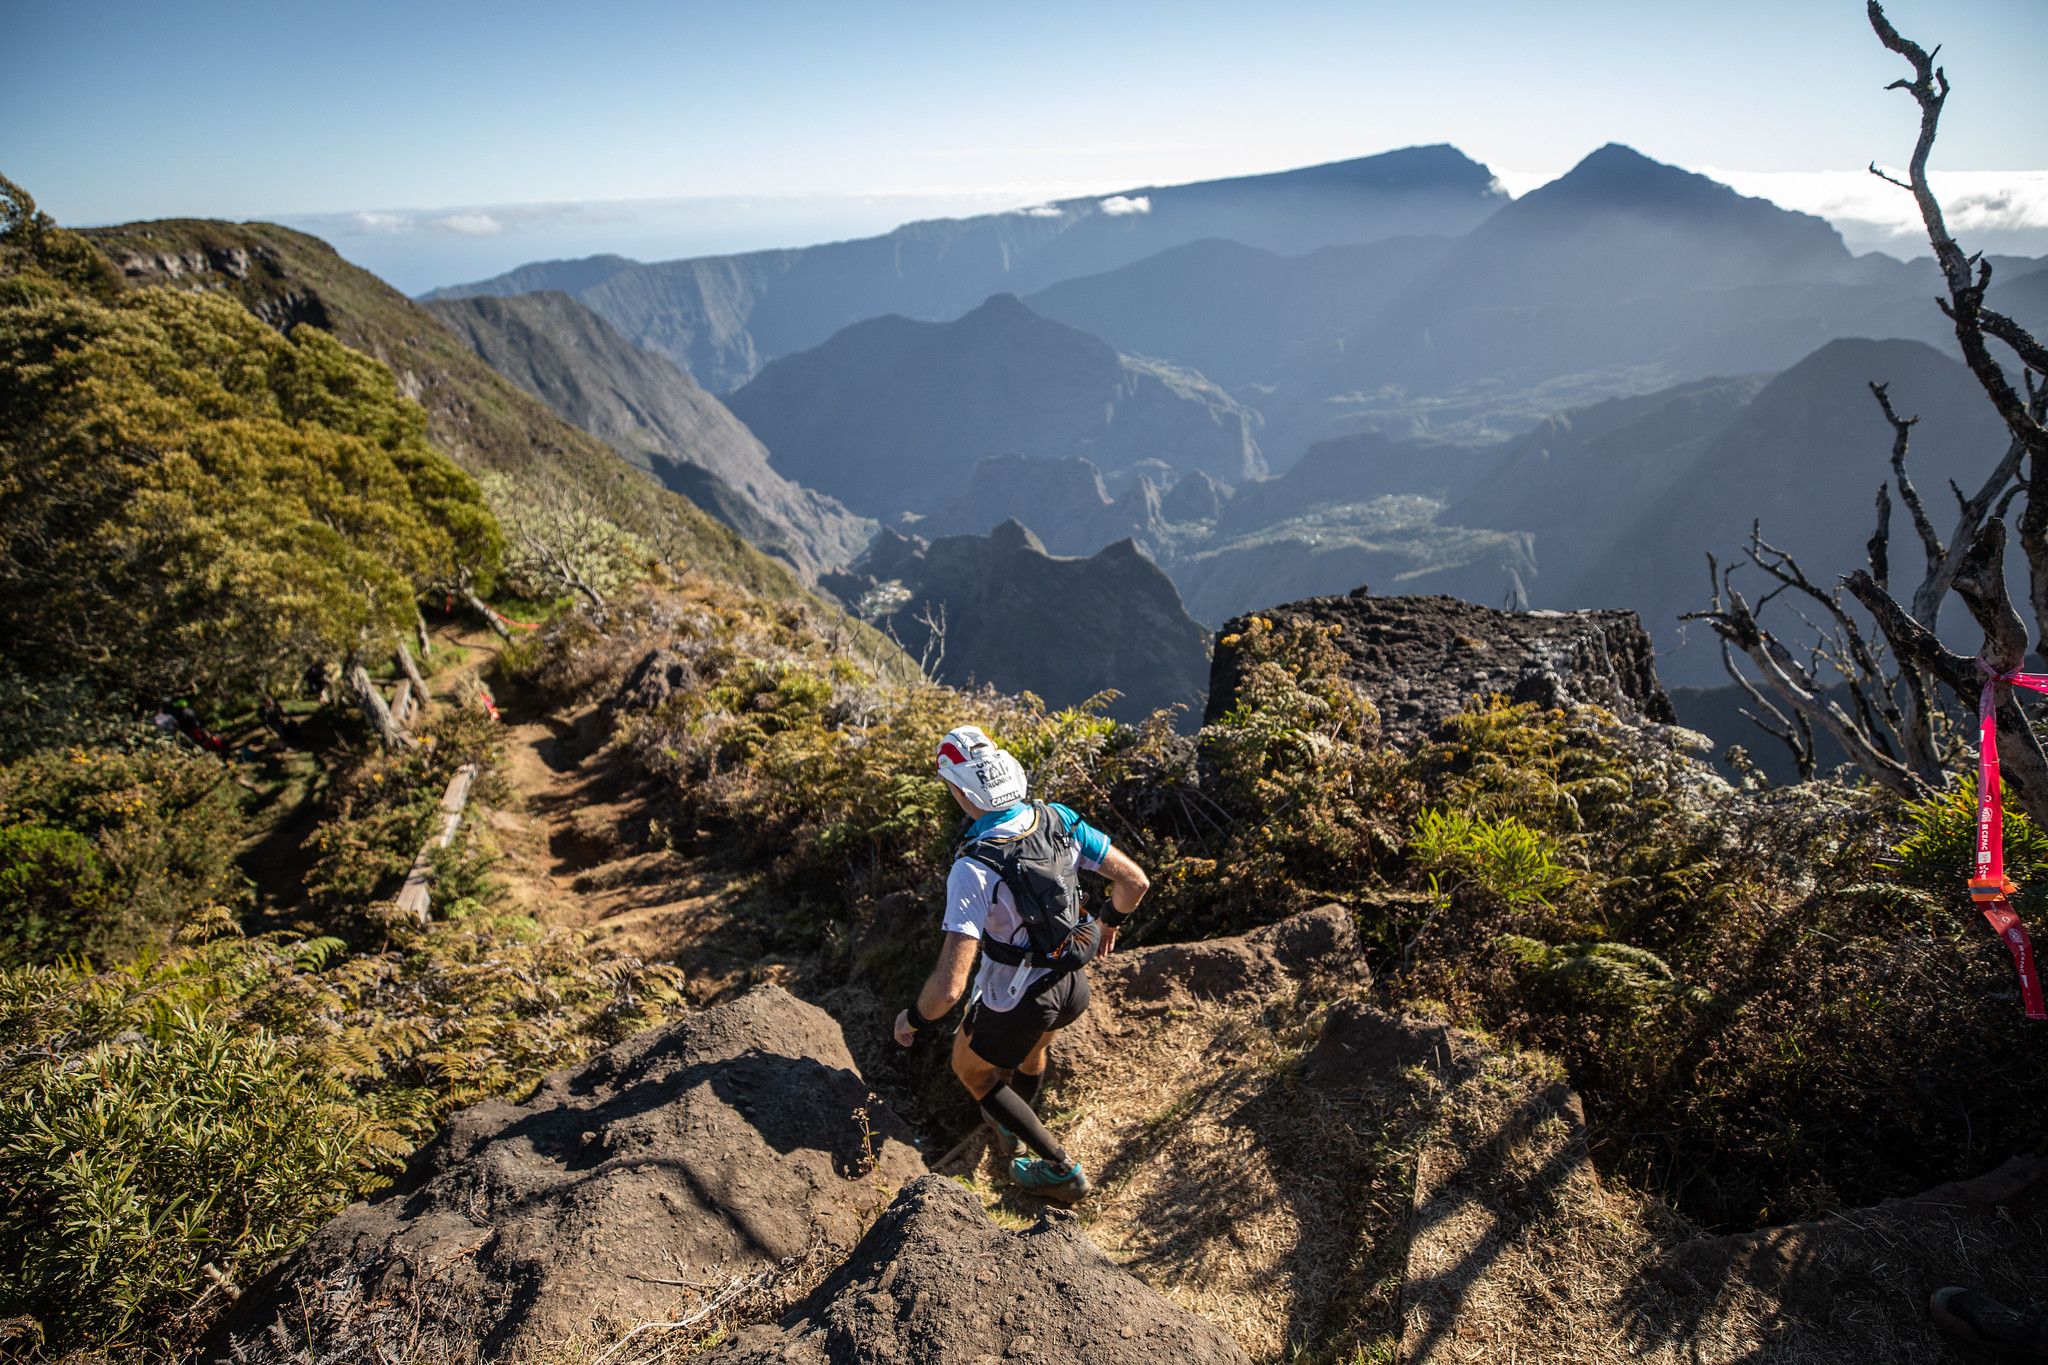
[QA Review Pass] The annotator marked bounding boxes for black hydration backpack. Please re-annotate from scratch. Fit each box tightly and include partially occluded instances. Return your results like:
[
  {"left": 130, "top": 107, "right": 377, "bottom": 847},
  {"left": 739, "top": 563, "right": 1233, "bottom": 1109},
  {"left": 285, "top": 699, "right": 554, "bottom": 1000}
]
[{"left": 957, "top": 801, "right": 1099, "bottom": 971}]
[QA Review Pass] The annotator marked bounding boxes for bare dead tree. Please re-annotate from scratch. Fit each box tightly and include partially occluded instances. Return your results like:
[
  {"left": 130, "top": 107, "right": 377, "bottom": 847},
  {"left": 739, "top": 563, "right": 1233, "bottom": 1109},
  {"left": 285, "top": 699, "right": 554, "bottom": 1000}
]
[
  {"left": 1691, "top": 7, "right": 2048, "bottom": 797},
  {"left": 913, "top": 601, "right": 948, "bottom": 681},
  {"left": 1868, "top": 2, "right": 2048, "bottom": 642},
  {"left": 1848, "top": 519, "right": 2048, "bottom": 829},
  {"left": 1864, "top": 380, "right": 2026, "bottom": 772},
  {"left": 1807, "top": 3, "right": 2048, "bottom": 819}
]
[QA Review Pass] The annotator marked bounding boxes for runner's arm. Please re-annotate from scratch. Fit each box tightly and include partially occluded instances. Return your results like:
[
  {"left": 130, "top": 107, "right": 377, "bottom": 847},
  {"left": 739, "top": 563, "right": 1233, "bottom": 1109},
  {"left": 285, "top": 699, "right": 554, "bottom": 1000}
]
[
  {"left": 1094, "top": 844, "right": 1149, "bottom": 958},
  {"left": 893, "top": 931, "right": 980, "bottom": 1046}
]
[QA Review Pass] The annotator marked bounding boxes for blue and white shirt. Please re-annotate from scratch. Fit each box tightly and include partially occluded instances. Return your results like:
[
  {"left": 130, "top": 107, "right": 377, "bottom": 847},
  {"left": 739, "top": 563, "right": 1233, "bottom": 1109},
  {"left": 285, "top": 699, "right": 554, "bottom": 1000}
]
[{"left": 943, "top": 802, "right": 1111, "bottom": 1013}]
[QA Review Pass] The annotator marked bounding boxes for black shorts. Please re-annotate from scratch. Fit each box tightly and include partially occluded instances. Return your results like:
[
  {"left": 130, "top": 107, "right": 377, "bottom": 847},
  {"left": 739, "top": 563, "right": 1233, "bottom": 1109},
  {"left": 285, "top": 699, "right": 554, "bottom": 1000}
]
[{"left": 964, "top": 968, "right": 1091, "bottom": 1069}]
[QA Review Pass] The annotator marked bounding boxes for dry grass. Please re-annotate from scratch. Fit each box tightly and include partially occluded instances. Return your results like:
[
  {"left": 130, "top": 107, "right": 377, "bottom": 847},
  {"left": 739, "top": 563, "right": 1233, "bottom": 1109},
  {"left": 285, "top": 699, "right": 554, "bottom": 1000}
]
[{"left": 939, "top": 991, "right": 1434, "bottom": 1364}]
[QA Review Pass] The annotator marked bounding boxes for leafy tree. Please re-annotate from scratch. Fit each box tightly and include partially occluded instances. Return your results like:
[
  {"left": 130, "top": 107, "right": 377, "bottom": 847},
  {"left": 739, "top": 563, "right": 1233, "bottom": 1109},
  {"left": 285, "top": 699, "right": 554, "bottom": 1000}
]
[
  {"left": 481, "top": 470, "right": 646, "bottom": 610},
  {"left": 0, "top": 174, "right": 120, "bottom": 305},
  {"left": 0, "top": 741, "right": 249, "bottom": 967},
  {"left": 0, "top": 284, "right": 503, "bottom": 700}
]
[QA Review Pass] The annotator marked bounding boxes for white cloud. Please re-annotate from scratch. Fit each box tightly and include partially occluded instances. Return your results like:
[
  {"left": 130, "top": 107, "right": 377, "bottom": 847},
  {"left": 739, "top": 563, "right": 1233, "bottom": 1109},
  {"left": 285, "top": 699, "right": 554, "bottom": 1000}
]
[
  {"left": 1099, "top": 194, "right": 1151, "bottom": 216},
  {"left": 1488, "top": 169, "right": 1562, "bottom": 198},
  {"left": 432, "top": 212, "right": 505, "bottom": 237},
  {"left": 349, "top": 211, "right": 414, "bottom": 234},
  {"left": 1700, "top": 167, "right": 2048, "bottom": 256},
  {"left": 1014, "top": 204, "right": 1068, "bottom": 218}
]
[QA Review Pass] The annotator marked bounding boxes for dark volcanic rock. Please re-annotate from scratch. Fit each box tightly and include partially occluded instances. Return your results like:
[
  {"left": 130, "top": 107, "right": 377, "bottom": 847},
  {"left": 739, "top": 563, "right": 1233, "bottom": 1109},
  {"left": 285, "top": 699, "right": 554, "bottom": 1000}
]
[
  {"left": 1204, "top": 591, "right": 1673, "bottom": 746},
  {"left": 826, "top": 519, "right": 1211, "bottom": 726},
  {"left": 207, "top": 986, "right": 925, "bottom": 1363},
  {"left": 1303, "top": 998, "right": 1459, "bottom": 1089},
  {"left": 704, "top": 1174, "right": 1252, "bottom": 1365}
]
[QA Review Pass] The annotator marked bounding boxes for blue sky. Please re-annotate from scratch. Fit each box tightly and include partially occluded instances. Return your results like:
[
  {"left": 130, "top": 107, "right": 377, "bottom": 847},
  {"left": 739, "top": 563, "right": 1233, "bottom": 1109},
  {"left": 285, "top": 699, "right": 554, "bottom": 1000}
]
[{"left": 5, "top": 0, "right": 2043, "bottom": 292}]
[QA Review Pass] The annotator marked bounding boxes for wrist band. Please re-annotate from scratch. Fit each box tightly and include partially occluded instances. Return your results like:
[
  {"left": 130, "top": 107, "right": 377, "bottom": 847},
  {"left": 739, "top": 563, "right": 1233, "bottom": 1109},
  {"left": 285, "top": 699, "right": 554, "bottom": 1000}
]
[
  {"left": 1098, "top": 905, "right": 1130, "bottom": 928},
  {"left": 906, "top": 1003, "right": 938, "bottom": 1032}
]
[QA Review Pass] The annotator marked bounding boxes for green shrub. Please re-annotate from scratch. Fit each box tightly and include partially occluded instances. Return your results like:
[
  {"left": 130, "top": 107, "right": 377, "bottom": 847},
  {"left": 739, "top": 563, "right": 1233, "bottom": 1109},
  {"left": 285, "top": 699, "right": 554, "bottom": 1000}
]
[
  {"left": 0, "top": 821, "right": 105, "bottom": 960},
  {"left": 0, "top": 915, "right": 687, "bottom": 1354},
  {"left": 0, "top": 743, "right": 248, "bottom": 967},
  {"left": 1496, "top": 934, "right": 1708, "bottom": 1011},
  {"left": 0, "top": 1017, "right": 386, "bottom": 1352},
  {"left": 1893, "top": 780, "right": 2048, "bottom": 916},
  {"left": 1409, "top": 808, "right": 1577, "bottom": 908}
]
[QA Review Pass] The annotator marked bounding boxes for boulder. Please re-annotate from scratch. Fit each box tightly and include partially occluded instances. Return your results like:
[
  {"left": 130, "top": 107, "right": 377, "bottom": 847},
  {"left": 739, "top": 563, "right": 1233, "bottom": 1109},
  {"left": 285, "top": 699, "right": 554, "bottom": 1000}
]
[
  {"left": 1095, "top": 902, "right": 1360, "bottom": 1015},
  {"left": 1044, "top": 905, "right": 1365, "bottom": 1078},
  {"left": 704, "top": 1174, "right": 1252, "bottom": 1364},
  {"left": 1637, "top": 1155, "right": 2048, "bottom": 1349},
  {"left": 1205, "top": 590, "right": 1674, "bottom": 747},
  {"left": 1301, "top": 997, "right": 1460, "bottom": 1088},
  {"left": 207, "top": 985, "right": 925, "bottom": 1363}
]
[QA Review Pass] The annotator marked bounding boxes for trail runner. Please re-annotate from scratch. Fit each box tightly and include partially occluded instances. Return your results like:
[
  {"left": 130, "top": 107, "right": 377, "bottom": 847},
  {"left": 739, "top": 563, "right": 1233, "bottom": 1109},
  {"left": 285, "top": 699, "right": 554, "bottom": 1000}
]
[{"left": 893, "top": 724, "right": 1149, "bottom": 1203}]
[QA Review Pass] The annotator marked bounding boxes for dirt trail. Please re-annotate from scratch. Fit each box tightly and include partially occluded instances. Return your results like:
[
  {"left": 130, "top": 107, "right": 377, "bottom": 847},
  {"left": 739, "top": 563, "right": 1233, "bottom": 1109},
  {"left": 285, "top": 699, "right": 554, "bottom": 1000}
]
[{"left": 429, "top": 624, "right": 765, "bottom": 997}]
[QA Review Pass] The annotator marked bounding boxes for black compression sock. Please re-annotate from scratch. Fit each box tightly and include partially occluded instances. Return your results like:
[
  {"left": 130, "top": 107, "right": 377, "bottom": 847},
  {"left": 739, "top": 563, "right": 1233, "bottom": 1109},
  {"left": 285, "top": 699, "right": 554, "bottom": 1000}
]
[
  {"left": 1010, "top": 1067, "right": 1044, "bottom": 1109},
  {"left": 980, "top": 1080, "right": 1068, "bottom": 1167}
]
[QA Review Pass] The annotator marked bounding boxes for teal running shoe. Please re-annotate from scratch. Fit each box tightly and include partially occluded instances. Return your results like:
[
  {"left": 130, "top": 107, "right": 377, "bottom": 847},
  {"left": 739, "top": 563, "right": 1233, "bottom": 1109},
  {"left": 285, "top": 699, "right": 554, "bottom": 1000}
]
[
  {"left": 1010, "top": 1157, "right": 1092, "bottom": 1203},
  {"left": 988, "top": 1121, "right": 1024, "bottom": 1161}
]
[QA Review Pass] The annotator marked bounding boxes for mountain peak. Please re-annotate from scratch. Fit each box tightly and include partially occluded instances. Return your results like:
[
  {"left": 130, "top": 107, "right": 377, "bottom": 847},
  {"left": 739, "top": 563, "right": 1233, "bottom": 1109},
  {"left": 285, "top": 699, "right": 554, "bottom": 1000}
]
[{"left": 1532, "top": 144, "right": 1746, "bottom": 213}]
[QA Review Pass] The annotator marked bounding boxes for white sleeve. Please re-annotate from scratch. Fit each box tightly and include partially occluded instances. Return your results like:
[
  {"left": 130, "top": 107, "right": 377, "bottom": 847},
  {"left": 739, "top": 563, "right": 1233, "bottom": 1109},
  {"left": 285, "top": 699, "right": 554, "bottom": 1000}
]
[{"left": 942, "top": 859, "right": 997, "bottom": 939}]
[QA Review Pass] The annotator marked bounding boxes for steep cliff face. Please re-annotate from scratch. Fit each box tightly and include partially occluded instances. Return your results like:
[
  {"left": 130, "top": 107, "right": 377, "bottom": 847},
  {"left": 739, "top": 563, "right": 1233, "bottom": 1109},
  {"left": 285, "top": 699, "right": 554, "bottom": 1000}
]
[
  {"left": 724, "top": 294, "right": 1265, "bottom": 519},
  {"left": 1205, "top": 590, "right": 1673, "bottom": 746},
  {"left": 423, "top": 290, "right": 873, "bottom": 580},
  {"left": 826, "top": 520, "right": 1211, "bottom": 725}
]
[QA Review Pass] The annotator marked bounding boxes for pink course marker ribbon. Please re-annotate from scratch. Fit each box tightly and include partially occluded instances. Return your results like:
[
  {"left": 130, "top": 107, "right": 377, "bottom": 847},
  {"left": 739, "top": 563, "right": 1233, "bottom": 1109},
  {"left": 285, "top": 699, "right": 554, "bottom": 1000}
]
[{"left": 1972, "top": 664, "right": 2048, "bottom": 1020}]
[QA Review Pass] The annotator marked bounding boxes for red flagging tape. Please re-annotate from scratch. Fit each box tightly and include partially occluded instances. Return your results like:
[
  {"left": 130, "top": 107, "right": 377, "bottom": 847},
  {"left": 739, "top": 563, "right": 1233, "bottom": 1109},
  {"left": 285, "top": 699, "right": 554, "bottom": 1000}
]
[{"left": 1974, "top": 668, "right": 2048, "bottom": 1019}]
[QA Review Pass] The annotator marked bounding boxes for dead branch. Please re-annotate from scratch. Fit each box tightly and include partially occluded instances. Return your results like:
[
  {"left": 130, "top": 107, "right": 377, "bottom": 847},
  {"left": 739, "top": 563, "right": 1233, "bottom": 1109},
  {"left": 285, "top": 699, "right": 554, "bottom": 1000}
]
[
  {"left": 1684, "top": 556, "right": 1924, "bottom": 797},
  {"left": 393, "top": 764, "right": 479, "bottom": 924},
  {"left": 1722, "top": 640, "right": 1814, "bottom": 780},
  {"left": 1849, "top": 518, "right": 2048, "bottom": 829},
  {"left": 347, "top": 659, "right": 413, "bottom": 751},
  {"left": 1874, "top": 383, "right": 1937, "bottom": 568},
  {"left": 1745, "top": 525, "right": 1914, "bottom": 770},
  {"left": 1868, "top": 481, "right": 1892, "bottom": 591}
]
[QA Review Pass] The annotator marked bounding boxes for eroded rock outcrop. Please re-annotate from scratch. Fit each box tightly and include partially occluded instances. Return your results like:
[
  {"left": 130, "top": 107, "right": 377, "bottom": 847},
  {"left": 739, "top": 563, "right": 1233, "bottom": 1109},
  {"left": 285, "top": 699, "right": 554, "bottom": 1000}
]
[
  {"left": 1205, "top": 590, "right": 1675, "bottom": 746},
  {"left": 706, "top": 1175, "right": 1252, "bottom": 1364},
  {"left": 822, "top": 519, "right": 1211, "bottom": 725},
  {"left": 207, "top": 985, "right": 925, "bottom": 1362}
]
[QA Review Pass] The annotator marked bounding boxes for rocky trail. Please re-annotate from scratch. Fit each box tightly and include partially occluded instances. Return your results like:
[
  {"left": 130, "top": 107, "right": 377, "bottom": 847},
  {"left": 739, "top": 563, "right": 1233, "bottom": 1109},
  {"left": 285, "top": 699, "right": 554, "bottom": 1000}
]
[
  {"left": 422, "top": 625, "right": 774, "bottom": 1002},
  {"left": 213, "top": 621, "right": 2048, "bottom": 1363}
]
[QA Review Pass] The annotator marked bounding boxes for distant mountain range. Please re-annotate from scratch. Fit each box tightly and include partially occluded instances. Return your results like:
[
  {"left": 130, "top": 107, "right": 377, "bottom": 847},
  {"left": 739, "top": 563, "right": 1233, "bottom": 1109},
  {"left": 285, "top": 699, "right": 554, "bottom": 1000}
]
[
  {"left": 423, "top": 290, "right": 871, "bottom": 579},
  {"left": 419, "top": 146, "right": 1509, "bottom": 392},
  {"left": 725, "top": 293, "right": 1264, "bottom": 520},
  {"left": 822, "top": 519, "right": 1212, "bottom": 724},
  {"left": 403, "top": 140, "right": 2048, "bottom": 706},
  {"left": 422, "top": 142, "right": 2042, "bottom": 472}
]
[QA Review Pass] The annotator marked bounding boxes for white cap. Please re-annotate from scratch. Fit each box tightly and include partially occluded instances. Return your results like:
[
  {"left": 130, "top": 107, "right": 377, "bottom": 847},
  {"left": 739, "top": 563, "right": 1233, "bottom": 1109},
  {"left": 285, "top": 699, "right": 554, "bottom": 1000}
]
[{"left": 935, "top": 724, "right": 1028, "bottom": 811}]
